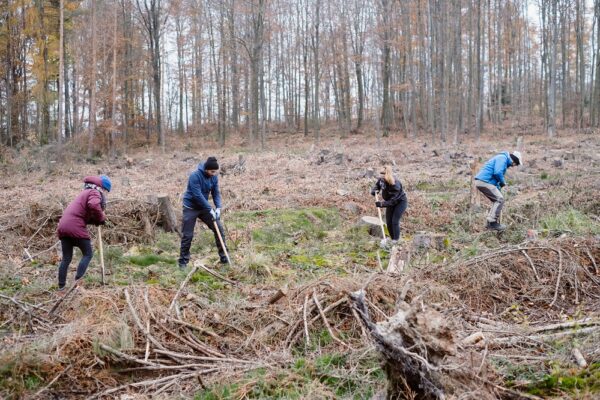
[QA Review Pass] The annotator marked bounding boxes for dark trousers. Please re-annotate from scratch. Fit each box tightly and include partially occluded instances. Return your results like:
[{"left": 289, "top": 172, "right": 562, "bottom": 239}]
[
  {"left": 385, "top": 197, "right": 408, "bottom": 241},
  {"left": 58, "top": 237, "right": 93, "bottom": 289},
  {"left": 178, "top": 207, "right": 227, "bottom": 265}
]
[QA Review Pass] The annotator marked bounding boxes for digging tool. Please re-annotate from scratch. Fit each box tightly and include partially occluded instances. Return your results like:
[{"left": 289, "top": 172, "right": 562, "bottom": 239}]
[
  {"left": 213, "top": 219, "right": 232, "bottom": 266},
  {"left": 374, "top": 192, "right": 387, "bottom": 240},
  {"left": 98, "top": 226, "right": 106, "bottom": 285}
]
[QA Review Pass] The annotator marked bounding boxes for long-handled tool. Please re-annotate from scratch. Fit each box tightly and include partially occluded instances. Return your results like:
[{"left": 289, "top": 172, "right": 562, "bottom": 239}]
[
  {"left": 213, "top": 220, "right": 232, "bottom": 266},
  {"left": 374, "top": 192, "right": 387, "bottom": 240},
  {"left": 98, "top": 226, "right": 106, "bottom": 285}
]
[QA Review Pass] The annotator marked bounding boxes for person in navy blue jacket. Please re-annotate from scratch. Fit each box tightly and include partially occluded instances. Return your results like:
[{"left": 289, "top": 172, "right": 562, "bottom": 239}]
[
  {"left": 178, "top": 156, "right": 228, "bottom": 268},
  {"left": 474, "top": 151, "right": 522, "bottom": 231}
]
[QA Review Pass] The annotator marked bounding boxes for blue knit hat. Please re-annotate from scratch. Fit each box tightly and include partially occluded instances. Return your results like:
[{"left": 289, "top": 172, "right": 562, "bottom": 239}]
[{"left": 100, "top": 175, "right": 112, "bottom": 192}]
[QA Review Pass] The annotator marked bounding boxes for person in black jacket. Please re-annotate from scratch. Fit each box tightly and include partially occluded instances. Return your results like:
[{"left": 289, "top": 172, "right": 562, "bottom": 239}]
[{"left": 371, "top": 165, "right": 408, "bottom": 245}]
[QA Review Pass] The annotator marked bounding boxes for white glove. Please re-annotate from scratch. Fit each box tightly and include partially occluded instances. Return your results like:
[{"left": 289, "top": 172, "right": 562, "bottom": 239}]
[
  {"left": 210, "top": 209, "right": 217, "bottom": 220},
  {"left": 215, "top": 208, "right": 221, "bottom": 219}
]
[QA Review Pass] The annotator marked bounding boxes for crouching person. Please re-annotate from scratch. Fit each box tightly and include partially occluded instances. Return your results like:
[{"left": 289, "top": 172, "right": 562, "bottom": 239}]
[
  {"left": 178, "top": 156, "right": 229, "bottom": 269},
  {"left": 474, "top": 151, "right": 522, "bottom": 231},
  {"left": 56, "top": 175, "right": 111, "bottom": 293}
]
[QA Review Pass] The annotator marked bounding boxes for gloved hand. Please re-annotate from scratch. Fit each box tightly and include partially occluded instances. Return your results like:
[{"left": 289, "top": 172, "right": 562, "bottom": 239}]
[
  {"left": 215, "top": 208, "right": 221, "bottom": 219},
  {"left": 98, "top": 220, "right": 106, "bottom": 226},
  {"left": 375, "top": 201, "right": 383, "bottom": 208},
  {"left": 370, "top": 188, "right": 377, "bottom": 196},
  {"left": 499, "top": 182, "right": 506, "bottom": 189},
  {"left": 210, "top": 208, "right": 217, "bottom": 220}
]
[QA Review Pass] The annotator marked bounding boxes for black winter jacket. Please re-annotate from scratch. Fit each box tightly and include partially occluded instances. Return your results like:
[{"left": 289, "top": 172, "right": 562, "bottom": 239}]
[{"left": 372, "top": 177, "right": 407, "bottom": 207}]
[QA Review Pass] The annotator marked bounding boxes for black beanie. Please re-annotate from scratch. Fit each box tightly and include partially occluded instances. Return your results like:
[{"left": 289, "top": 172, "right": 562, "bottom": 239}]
[
  {"left": 510, "top": 154, "right": 520, "bottom": 165},
  {"left": 205, "top": 156, "right": 219, "bottom": 170}
]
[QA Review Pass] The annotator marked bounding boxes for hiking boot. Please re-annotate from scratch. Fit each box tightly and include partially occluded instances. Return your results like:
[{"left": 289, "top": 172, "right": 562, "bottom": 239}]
[
  {"left": 178, "top": 263, "right": 188, "bottom": 270},
  {"left": 486, "top": 221, "right": 506, "bottom": 231},
  {"left": 56, "top": 286, "right": 67, "bottom": 298},
  {"left": 219, "top": 256, "right": 229, "bottom": 264}
]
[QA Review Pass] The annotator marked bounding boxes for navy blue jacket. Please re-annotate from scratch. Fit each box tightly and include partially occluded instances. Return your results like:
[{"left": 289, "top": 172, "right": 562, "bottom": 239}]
[
  {"left": 373, "top": 177, "right": 406, "bottom": 207},
  {"left": 182, "top": 163, "right": 222, "bottom": 210},
  {"left": 475, "top": 152, "right": 513, "bottom": 189}
]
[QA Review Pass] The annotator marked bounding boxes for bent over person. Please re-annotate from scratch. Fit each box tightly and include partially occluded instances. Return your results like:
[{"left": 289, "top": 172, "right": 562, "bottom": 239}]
[
  {"left": 371, "top": 165, "right": 408, "bottom": 247},
  {"left": 178, "top": 156, "right": 229, "bottom": 269},
  {"left": 56, "top": 175, "right": 111, "bottom": 292},
  {"left": 474, "top": 151, "right": 522, "bottom": 231}
]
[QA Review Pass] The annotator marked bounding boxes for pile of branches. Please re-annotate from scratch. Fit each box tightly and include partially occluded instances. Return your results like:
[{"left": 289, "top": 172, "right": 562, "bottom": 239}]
[
  {"left": 0, "top": 198, "right": 161, "bottom": 262},
  {"left": 418, "top": 237, "right": 600, "bottom": 322}
]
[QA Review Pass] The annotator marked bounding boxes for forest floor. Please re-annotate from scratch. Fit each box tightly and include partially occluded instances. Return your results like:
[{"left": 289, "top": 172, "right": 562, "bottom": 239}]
[{"left": 1, "top": 128, "right": 600, "bottom": 399}]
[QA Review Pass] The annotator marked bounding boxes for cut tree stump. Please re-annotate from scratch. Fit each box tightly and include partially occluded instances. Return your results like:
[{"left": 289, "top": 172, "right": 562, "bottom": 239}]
[
  {"left": 360, "top": 216, "right": 386, "bottom": 237},
  {"left": 412, "top": 232, "right": 448, "bottom": 251},
  {"left": 157, "top": 194, "right": 181, "bottom": 237},
  {"left": 387, "top": 245, "right": 411, "bottom": 274},
  {"left": 350, "top": 290, "right": 456, "bottom": 400}
]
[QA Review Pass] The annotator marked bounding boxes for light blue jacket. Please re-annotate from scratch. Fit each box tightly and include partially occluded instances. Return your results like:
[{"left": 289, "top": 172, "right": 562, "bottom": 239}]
[
  {"left": 475, "top": 152, "right": 513, "bottom": 189},
  {"left": 182, "top": 163, "right": 222, "bottom": 210}
]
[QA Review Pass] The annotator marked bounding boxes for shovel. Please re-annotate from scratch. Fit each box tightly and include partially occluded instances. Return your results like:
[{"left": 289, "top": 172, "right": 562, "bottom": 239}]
[
  {"left": 98, "top": 226, "right": 106, "bottom": 285},
  {"left": 213, "top": 219, "right": 232, "bottom": 266},
  {"left": 374, "top": 192, "right": 387, "bottom": 240}
]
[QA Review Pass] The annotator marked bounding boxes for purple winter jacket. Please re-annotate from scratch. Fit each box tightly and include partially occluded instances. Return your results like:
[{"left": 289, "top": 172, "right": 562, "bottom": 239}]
[{"left": 57, "top": 176, "right": 106, "bottom": 239}]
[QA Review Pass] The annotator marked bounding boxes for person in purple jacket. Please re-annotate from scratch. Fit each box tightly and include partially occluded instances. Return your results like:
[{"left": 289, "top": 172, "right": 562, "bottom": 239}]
[{"left": 56, "top": 175, "right": 111, "bottom": 292}]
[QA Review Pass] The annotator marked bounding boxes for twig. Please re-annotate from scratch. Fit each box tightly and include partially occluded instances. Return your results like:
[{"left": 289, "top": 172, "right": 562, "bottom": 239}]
[
  {"left": 167, "top": 317, "right": 221, "bottom": 340},
  {"left": 195, "top": 262, "right": 238, "bottom": 286},
  {"left": 33, "top": 365, "right": 72, "bottom": 399},
  {"left": 530, "top": 318, "right": 600, "bottom": 333},
  {"left": 49, "top": 284, "right": 79, "bottom": 315},
  {"left": 312, "top": 290, "right": 350, "bottom": 349},
  {"left": 549, "top": 249, "right": 563, "bottom": 308},
  {"left": 99, "top": 343, "right": 158, "bottom": 366},
  {"left": 153, "top": 349, "right": 259, "bottom": 365},
  {"left": 521, "top": 250, "right": 540, "bottom": 282},
  {"left": 586, "top": 249, "right": 599, "bottom": 275},
  {"left": 490, "top": 326, "right": 600, "bottom": 347},
  {"left": 169, "top": 264, "right": 199, "bottom": 312},
  {"left": 144, "top": 319, "right": 150, "bottom": 362},
  {"left": 303, "top": 293, "right": 311, "bottom": 346},
  {"left": 124, "top": 288, "right": 167, "bottom": 351}
]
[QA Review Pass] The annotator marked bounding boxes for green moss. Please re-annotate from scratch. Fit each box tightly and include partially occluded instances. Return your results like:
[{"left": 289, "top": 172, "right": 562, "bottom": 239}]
[
  {"left": 524, "top": 363, "right": 600, "bottom": 396},
  {"left": 540, "top": 208, "right": 600, "bottom": 235},
  {"left": 126, "top": 254, "right": 176, "bottom": 267}
]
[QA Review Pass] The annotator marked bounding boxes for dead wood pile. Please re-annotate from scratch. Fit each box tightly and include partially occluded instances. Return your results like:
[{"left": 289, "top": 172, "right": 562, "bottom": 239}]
[{"left": 1, "top": 238, "right": 598, "bottom": 399}]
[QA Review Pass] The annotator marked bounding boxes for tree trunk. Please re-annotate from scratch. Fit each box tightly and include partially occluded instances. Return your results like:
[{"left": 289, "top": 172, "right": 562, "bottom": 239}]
[
  {"left": 548, "top": 0, "right": 557, "bottom": 137},
  {"left": 88, "top": 0, "right": 97, "bottom": 156},
  {"left": 380, "top": 0, "right": 392, "bottom": 136}
]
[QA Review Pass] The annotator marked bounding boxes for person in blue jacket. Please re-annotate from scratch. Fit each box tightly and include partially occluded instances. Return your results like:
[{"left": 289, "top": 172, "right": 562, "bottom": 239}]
[
  {"left": 474, "top": 151, "right": 522, "bottom": 231},
  {"left": 178, "top": 156, "right": 228, "bottom": 268}
]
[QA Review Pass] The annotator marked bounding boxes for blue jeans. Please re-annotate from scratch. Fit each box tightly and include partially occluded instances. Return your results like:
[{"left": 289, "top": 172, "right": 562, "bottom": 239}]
[
  {"left": 178, "top": 208, "right": 227, "bottom": 266},
  {"left": 58, "top": 237, "right": 93, "bottom": 289}
]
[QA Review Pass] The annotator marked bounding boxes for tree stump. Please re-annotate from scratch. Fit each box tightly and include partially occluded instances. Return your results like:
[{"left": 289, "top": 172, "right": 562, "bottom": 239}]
[
  {"left": 412, "top": 232, "right": 448, "bottom": 251},
  {"left": 157, "top": 194, "right": 181, "bottom": 237},
  {"left": 387, "top": 245, "right": 411, "bottom": 274},
  {"left": 350, "top": 290, "right": 456, "bottom": 400},
  {"left": 360, "top": 216, "right": 386, "bottom": 238}
]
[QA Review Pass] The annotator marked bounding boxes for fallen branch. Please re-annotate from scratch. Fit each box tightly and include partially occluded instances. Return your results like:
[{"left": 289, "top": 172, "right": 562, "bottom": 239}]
[
  {"left": 549, "top": 249, "right": 563, "bottom": 308},
  {"left": 521, "top": 250, "right": 540, "bottom": 282},
  {"left": 49, "top": 284, "right": 79, "bottom": 316},
  {"left": 195, "top": 262, "right": 238, "bottom": 286},
  {"left": 99, "top": 343, "right": 159, "bottom": 366},
  {"left": 490, "top": 326, "right": 600, "bottom": 347},
  {"left": 303, "top": 293, "right": 311, "bottom": 347},
  {"left": 169, "top": 264, "right": 199, "bottom": 312},
  {"left": 32, "top": 365, "right": 72, "bottom": 399},
  {"left": 312, "top": 290, "right": 350, "bottom": 349}
]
